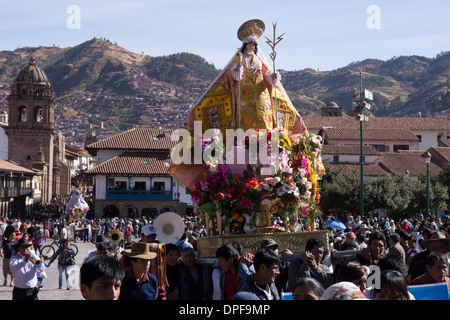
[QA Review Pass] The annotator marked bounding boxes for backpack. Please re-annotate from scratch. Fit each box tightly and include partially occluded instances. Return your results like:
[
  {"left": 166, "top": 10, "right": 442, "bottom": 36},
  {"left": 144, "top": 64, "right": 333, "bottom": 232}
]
[{"left": 125, "top": 225, "right": 132, "bottom": 236}]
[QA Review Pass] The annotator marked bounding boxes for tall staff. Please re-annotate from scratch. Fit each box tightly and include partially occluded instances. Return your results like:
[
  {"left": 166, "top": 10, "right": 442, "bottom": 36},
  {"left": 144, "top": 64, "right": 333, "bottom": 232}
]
[
  {"left": 265, "top": 23, "right": 284, "bottom": 129},
  {"left": 236, "top": 49, "right": 243, "bottom": 129}
]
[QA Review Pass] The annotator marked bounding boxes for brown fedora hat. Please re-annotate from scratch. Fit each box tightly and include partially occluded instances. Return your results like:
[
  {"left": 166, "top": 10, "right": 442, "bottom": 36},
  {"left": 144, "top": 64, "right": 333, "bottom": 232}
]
[
  {"left": 124, "top": 242, "right": 156, "bottom": 260},
  {"left": 421, "top": 231, "right": 450, "bottom": 251}
]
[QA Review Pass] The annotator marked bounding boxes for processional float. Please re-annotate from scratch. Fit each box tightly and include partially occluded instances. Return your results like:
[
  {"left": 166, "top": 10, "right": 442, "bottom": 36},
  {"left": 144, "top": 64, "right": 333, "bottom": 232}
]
[{"left": 169, "top": 19, "right": 328, "bottom": 257}]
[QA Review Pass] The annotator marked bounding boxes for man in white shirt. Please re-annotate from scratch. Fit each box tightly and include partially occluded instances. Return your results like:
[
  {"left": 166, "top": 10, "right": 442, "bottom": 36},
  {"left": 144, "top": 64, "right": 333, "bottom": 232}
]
[{"left": 9, "top": 238, "right": 44, "bottom": 300}]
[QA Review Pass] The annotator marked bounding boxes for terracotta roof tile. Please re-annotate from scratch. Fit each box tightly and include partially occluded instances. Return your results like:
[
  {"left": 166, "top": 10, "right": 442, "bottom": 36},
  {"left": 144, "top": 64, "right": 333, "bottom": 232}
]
[
  {"left": 86, "top": 128, "right": 176, "bottom": 151},
  {"left": 429, "top": 147, "right": 450, "bottom": 165},
  {"left": 86, "top": 152, "right": 172, "bottom": 175},
  {"left": 439, "top": 139, "right": 450, "bottom": 147},
  {"left": 327, "top": 162, "right": 388, "bottom": 176},
  {"left": 304, "top": 116, "right": 450, "bottom": 131},
  {"left": 322, "top": 127, "right": 419, "bottom": 141},
  {"left": 378, "top": 153, "right": 442, "bottom": 176},
  {"left": 0, "top": 159, "right": 35, "bottom": 174}
]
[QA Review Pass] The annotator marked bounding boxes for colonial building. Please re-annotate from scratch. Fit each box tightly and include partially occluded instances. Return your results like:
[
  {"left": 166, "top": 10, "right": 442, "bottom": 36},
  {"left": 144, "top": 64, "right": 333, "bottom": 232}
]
[
  {"left": 0, "top": 159, "right": 35, "bottom": 218},
  {"left": 4, "top": 57, "right": 70, "bottom": 204},
  {"left": 304, "top": 116, "right": 450, "bottom": 151},
  {"left": 85, "top": 128, "right": 192, "bottom": 219}
]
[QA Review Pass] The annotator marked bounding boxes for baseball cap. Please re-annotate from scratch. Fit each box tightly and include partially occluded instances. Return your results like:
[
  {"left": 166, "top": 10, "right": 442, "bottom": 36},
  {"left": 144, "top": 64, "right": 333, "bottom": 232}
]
[
  {"left": 346, "top": 232, "right": 356, "bottom": 239},
  {"left": 141, "top": 224, "right": 157, "bottom": 236},
  {"left": 260, "top": 239, "right": 279, "bottom": 249}
]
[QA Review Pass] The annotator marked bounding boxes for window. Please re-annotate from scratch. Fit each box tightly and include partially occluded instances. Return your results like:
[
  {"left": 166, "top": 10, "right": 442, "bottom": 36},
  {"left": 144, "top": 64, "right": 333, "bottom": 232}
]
[
  {"left": 115, "top": 181, "right": 127, "bottom": 190},
  {"left": 133, "top": 181, "right": 146, "bottom": 191},
  {"left": 416, "top": 135, "right": 422, "bottom": 142},
  {"left": 19, "top": 106, "right": 27, "bottom": 122},
  {"left": 393, "top": 145, "right": 409, "bottom": 152},
  {"left": 333, "top": 155, "right": 339, "bottom": 163},
  {"left": 108, "top": 178, "right": 115, "bottom": 190},
  {"left": 153, "top": 182, "right": 165, "bottom": 191},
  {"left": 371, "top": 145, "right": 389, "bottom": 152},
  {"left": 35, "top": 107, "right": 43, "bottom": 123}
]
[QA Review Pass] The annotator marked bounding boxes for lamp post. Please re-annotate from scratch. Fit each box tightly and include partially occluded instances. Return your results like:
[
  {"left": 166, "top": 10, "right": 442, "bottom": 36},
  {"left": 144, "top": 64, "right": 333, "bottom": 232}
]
[
  {"left": 352, "top": 70, "right": 372, "bottom": 218},
  {"left": 425, "top": 152, "right": 431, "bottom": 218}
]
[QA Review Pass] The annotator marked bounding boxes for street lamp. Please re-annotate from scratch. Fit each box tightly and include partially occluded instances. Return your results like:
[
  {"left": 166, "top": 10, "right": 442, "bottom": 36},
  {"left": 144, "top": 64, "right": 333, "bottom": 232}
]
[
  {"left": 352, "top": 70, "right": 372, "bottom": 218},
  {"left": 424, "top": 152, "right": 431, "bottom": 218}
]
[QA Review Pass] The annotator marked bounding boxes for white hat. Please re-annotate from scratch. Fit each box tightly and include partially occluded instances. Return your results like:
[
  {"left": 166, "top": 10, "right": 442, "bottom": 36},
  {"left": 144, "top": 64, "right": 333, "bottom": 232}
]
[{"left": 142, "top": 224, "right": 157, "bottom": 236}]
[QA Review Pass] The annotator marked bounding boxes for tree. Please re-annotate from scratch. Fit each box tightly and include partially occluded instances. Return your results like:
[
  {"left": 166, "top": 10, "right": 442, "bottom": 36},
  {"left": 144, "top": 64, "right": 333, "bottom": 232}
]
[{"left": 438, "top": 163, "right": 450, "bottom": 210}]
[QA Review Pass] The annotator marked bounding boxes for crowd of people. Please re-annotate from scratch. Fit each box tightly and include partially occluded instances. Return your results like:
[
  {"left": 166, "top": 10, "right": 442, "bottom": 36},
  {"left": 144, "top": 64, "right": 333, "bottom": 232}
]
[
  {"left": 78, "top": 212, "right": 450, "bottom": 301},
  {"left": 1, "top": 209, "right": 449, "bottom": 301}
]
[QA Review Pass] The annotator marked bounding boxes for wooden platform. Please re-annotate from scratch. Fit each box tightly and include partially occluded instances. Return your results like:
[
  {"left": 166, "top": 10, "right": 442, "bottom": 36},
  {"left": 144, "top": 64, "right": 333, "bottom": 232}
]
[{"left": 197, "top": 230, "right": 329, "bottom": 257}]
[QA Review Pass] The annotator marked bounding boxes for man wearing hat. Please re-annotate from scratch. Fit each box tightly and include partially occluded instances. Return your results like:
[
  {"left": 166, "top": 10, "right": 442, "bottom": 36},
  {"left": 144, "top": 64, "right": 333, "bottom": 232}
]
[
  {"left": 140, "top": 224, "right": 158, "bottom": 244},
  {"left": 408, "top": 230, "right": 450, "bottom": 281},
  {"left": 259, "top": 239, "right": 292, "bottom": 293},
  {"left": 9, "top": 238, "right": 44, "bottom": 300},
  {"left": 118, "top": 242, "right": 160, "bottom": 300}
]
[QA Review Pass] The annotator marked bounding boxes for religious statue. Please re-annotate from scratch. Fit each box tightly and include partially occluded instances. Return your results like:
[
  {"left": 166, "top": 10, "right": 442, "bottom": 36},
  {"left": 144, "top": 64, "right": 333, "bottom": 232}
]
[{"left": 182, "top": 19, "right": 307, "bottom": 135}]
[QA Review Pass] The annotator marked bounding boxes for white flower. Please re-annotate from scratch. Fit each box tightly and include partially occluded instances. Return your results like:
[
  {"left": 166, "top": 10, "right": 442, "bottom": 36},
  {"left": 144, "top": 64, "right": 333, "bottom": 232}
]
[
  {"left": 304, "top": 191, "right": 311, "bottom": 199},
  {"left": 276, "top": 187, "right": 285, "bottom": 197},
  {"left": 306, "top": 181, "right": 312, "bottom": 190}
]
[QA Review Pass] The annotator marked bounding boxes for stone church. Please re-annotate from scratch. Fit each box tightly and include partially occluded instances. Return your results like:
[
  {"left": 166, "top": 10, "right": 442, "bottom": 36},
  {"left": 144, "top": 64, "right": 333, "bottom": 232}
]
[{"left": 5, "top": 56, "right": 70, "bottom": 204}]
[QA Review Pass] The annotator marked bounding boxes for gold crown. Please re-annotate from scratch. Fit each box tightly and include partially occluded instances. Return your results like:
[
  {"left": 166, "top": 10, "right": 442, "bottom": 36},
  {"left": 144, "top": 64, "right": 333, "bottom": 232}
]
[{"left": 237, "top": 19, "right": 265, "bottom": 42}]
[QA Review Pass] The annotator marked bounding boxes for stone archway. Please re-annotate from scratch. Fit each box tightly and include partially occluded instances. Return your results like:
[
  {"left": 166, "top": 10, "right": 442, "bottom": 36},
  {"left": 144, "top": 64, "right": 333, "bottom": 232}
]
[{"left": 102, "top": 204, "right": 119, "bottom": 218}]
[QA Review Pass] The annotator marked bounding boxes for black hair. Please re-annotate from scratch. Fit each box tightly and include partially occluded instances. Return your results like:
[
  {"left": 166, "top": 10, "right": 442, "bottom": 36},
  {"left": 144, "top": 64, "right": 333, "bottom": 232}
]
[
  {"left": 305, "top": 237, "right": 325, "bottom": 251},
  {"left": 80, "top": 256, "right": 125, "bottom": 288},
  {"left": 165, "top": 243, "right": 179, "bottom": 255},
  {"left": 368, "top": 232, "right": 386, "bottom": 245},
  {"left": 240, "top": 41, "right": 258, "bottom": 55},
  {"left": 336, "top": 261, "right": 366, "bottom": 283},
  {"left": 388, "top": 233, "right": 400, "bottom": 243},
  {"left": 341, "top": 240, "right": 358, "bottom": 251},
  {"left": 356, "top": 233, "right": 365, "bottom": 242},
  {"left": 97, "top": 242, "right": 113, "bottom": 252},
  {"left": 230, "top": 241, "right": 243, "bottom": 255},
  {"left": 373, "top": 270, "right": 410, "bottom": 300},
  {"left": 253, "top": 248, "right": 280, "bottom": 272},
  {"left": 377, "top": 255, "right": 408, "bottom": 277},
  {"left": 293, "top": 277, "right": 324, "bottom": 298},
  {"left": 426, "top": 252, "right": 449, "bottom": 267},
  {"left": 216, "top": 243, "right": 239, "bottom": 261}
]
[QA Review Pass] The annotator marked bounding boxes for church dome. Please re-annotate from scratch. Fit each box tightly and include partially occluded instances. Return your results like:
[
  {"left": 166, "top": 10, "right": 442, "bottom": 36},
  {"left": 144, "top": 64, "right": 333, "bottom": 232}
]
[
  {"left": 15, "top": 57, "right": 50, "bottom": 85},
  {"left": 324, "top": 101, "right": 341, "bottom": 109}
]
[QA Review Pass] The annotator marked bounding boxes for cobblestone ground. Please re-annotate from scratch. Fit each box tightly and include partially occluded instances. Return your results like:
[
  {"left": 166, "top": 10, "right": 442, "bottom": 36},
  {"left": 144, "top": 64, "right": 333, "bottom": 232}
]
[{"left": 0, "top": 238, "right": 97, "bottom": 300}]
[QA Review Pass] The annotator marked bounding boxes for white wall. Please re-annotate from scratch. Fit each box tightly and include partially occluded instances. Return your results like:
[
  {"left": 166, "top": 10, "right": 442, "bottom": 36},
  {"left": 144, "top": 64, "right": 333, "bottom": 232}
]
[
  {"left": 0, "top": 126, "right": 8, "bottom": 160},
  {"left": 412, "top": 130, "right": 450, "bottom": 151},
  {"left": 173, "top": 178, "right": 193, "bottom": 205},
  {"left": 95, "top": 175, "right": 107, "bottom": 200}
]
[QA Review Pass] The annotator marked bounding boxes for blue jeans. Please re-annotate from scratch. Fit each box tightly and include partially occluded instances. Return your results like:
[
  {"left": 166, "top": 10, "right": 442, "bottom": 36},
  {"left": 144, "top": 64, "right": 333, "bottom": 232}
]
[{"left": 57, "top": 264, "right": 73, "bottom": 289}]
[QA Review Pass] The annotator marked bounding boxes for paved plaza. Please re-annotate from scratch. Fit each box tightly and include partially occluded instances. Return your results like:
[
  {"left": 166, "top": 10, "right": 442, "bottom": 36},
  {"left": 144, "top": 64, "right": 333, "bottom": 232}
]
[{"left": 0, "top": 239, "right": 97, "bottom": 300}]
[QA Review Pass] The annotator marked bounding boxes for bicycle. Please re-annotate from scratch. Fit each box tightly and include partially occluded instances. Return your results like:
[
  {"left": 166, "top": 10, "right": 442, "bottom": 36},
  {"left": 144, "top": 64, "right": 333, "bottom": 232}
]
[{"left": 40, "top": 238, "right": 79, "bottom": 260}]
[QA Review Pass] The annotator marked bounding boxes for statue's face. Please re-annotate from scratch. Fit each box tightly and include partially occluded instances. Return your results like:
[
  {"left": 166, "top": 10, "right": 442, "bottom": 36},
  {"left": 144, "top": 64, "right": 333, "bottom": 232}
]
[{"left": 245, "top": 42, "right": 256, "bottom": 53}]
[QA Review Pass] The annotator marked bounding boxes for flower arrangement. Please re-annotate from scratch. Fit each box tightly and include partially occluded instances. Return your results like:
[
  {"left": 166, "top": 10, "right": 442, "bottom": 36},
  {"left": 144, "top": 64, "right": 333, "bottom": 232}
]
[{"left": 190, "top": 127, "right": 325, "bottom": 233}]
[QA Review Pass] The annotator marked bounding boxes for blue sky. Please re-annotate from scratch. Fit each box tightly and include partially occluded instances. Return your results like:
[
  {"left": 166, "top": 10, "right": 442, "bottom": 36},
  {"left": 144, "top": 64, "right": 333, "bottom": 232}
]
[{"left": 1, "top": 0, "right": 450, "bottom": 71}]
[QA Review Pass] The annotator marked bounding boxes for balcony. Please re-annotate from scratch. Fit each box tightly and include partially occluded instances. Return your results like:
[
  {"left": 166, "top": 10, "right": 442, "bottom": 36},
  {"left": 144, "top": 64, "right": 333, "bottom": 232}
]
[
  {"left": 106, "top": 189, "right": 173, "bottom": 201},
  {"left": 0, "top": 187, "right": 33, "bottom": 198}
]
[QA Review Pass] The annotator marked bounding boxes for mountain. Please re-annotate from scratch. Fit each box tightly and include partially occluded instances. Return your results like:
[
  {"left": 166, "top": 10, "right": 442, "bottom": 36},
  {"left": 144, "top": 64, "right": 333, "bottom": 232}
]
[{"left": 0, "top": 39, "right": 449, "bottom": 146}]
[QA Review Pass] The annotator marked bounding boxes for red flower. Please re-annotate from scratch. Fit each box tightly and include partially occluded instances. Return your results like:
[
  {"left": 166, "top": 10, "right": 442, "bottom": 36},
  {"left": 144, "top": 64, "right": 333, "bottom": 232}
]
[
  {"left": 216, "top": 192, "right": 225, "bottom": 199},
  {"left": 315, "top": 197, "right": 320, "bottom": 203},
  {"left": 244, "top": 183, "right": 251, "bottom": 189}
]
